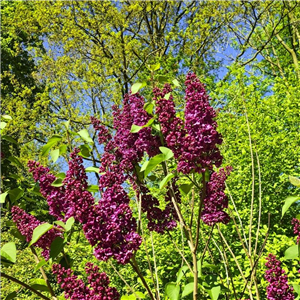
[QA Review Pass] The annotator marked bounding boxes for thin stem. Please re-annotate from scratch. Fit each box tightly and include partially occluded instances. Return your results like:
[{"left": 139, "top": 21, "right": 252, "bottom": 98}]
[
  {"left": 150, "top": 232, "right": 161, "bottom": 300},
  {"left": 240, "top": 213, "right": 270, "bottom": 300},
  {"left": 30, "top": 246, "right": 56, "bottom": 298},
  {"left": 243, "top": 100, "right": 255, "bottom": 262},
  {"left": 108, "top": 262, "right": 142, "bottom": 300},
  {"left": 1, "top": 272, "right": 51, "bottom": 300},
  {"left": 194, "top": 173, "right": 206, "bottom": 252},
  {"left": 217, "top": 226, "right": 249, "bottom": 289},
  {"left": 130, "top": 256, "right": 155, "bottom": 300},
  {"left": 254, "top": 149, "right": 262, "bottom": 258},
  {"left": 225, "top": 182, "right": 249, "bottom": 249},
  {"left": 213, "top": 238, "right": 238, "bottom": 300}
]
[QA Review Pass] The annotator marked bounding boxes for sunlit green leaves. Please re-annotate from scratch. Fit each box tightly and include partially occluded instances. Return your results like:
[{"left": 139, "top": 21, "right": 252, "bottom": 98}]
[
  {"left": 29, "top": 223, "right": 53, "bottom": 246},
  {"left": 1, "top": 242, "right": 16, "bottom": 264},
  {"left": 282, "top": 196, "right": 300, "bottom": 218}
]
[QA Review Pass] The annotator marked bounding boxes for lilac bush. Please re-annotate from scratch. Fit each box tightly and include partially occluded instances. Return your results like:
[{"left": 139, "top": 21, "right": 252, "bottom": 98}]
[{"left": 12, "top": 73, "right": 239, "bottom": 300}]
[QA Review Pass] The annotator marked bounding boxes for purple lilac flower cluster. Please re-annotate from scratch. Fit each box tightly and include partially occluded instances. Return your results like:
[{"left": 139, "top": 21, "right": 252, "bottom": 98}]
[
  {"left": 137, "top": 182, "right": 180, "bottom": 234},
  {"left": 28, "top": 149, "right": 95, "bottom": 223},
  {"left": 178, "top": 73, "right": 223, "bottom": 174},
  {"left": 11, "top": 206, "right": 62, "bottom": 260},
  {"left": 83, "top": 185, "right": 141, "bottom": 264},
  {"left": 265, "top": 254, "right": 295, "bottom": 300},
  {"left": 29, "top": 150, "right": 140, "bottom": 265},
  {"left": 292, "top": 218, "right": 300, "bottom": 244},
  {"left": 53, "top": 263, "right": 119, "bottom": 300},
  {"left": 154, "top": 84, "right": 186, "bottom": 159},
  {"left": 201, "top": 167, "right": 232, "bottom": 226},
  {"left": 92, "top": 91, "right": 177, "bottom": 235}
]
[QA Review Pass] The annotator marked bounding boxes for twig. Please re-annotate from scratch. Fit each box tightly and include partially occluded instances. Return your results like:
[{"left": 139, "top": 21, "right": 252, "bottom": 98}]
[
  {"left": 1, "top": 272, "right": 51, "bottom": 300},
  {"left": 150, "top": 232, "right": 161, "bottom": 300}
]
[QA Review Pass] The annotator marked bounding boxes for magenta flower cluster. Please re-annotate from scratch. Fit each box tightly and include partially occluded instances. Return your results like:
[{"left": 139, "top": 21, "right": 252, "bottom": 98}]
[
  {"left": 92, "top": 91, "right": 178, "bottom": 234},
  {"left": 28, "top": 149, "right": 95, "bottom": 224},
  {"left": 28, "top": 149, "right": 140, "bottom": 265},
  {"left": 83, "top": 185, "right": 141, "bottom": 264},
  {"left": 137, "top": 182, "right": 180, "bottom": 234},
  {"left": 11, "top": 206, "right": 62, "bottom": 260},
  {"left": 201, "top": 167, "right": 231, "bottom": 226},
  {"left": 265, "top": 254, "right": 295, "bottom": 300},
  {"left": 179, "top": 73, "right": 223, "bottom": 174},
  {"left": 53, "top": 263, "right": 119, "bottom": 300},
  {"left": 292, "top": 218, "right": 300, "bottom": 244}
]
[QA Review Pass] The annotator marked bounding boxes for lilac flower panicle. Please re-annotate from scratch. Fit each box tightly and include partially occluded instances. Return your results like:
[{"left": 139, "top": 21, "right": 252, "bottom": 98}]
[
  {"left": 83, "top": 185, "right": 141, "bottom": 264},
  {"left": 53, "top": 263, "right": 119, "bottom": 300},
  {"left": 154, "top": 84, "right": 186, "bottom": 159},
  {"left": 91, "top": 116, "right": 112, "bottom": 145},
  {"left": 11, "top": 206, "right": 62, "bottom": 260},
  {"left": 265, "top": 254, "right": 295, "bottom": 300},
  {"left": 138, "top": 179, "right": 180, "bottom": 234},
  {"left": 292, "top": 218, "right": 300, "bottom": 244},
  {"left": 201, "top": 167, "right": 231, "bottom": 226},
  {"left": 178, "top": 73, "right": 223, "bottom": 174},
  {"left": 28, "top": 149, "right": 95, "bottom": 223}
]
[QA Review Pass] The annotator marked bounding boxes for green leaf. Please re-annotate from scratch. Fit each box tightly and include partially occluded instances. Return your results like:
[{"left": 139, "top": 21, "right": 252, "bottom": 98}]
[
  {"left": 172, "top": 79, "right": 180, "bottom": 87},
  {"left": 159, "top": 146, "right": 174, "bottom": 160},
  {"left": 10, "top": 228, "right": 25, "bottom": 242},
  {"left": 130, "top": 118, "right": 155, "bottom": 133},
  {"left": 29, "top": 223, "right": 53, "bottom": 246},
  {"left": 56, "top": 172, "right": 66, "bottom": 179},
  {"left": 144, "top": 102, "right": 154, "bottom": 115},
  {"left": 59, "top": 144, "right": 67, "bottom": 155},
  {"left": 121, "top": 295, "right": 135, "bottom": 300},
  {"left": 165, "top": 282, "right": 180, "bottom": 300},
  {"left": 85, "top": 166, "right": 100, "bottom": 173},
  {"left": 50, "top": 237, "right": 64, "bottom": 259},
  {"left": 0, "top": 250, "right": 13, "bottom": 266},
  {"left": 2, "top": 135, "right": 18, "bottom": 144},
  {"left": 78, "top": 144, "right": 90, "bottom": 158},
  {"left": 2, "top": 115, "right": 12, "bottom": 120},
  {"left": 182, "top": 282, "right": 194, "bottom": 298},
  {"left": 30, "top": 279, "right": 49, "bottom": 292},
  {"left": 176, "top": 266, "right": 189, "bottom": 283},
  {"left": 0, "top": 121, "right": 7, "bottom": 130},
  {"left": 5, "top": 291, "right": 17, "bottom": 300},
  {"left": 143, "top": 154, "right": 165, "bottom": 178},
  {"left": 207, "top": 286, "right": 221, "bottom": 300},
  {"left": 63, "top": 120, "right": 70, "bottom": 130},
  {"left": 131, "top": 82, "right": 146, "bottom": 94},
  {"left": 157, "top": 75, "right": 169, "bottom": 83},
  {"left": 41, "top": 135, "right": 62, "bottom": 156},
  {"left": 159, "top": 173, "right": 175, "bottom": 189},
  {"left": 8, "top": 156, "right": 23, "bottom": 168},
  {"left": 78, "top": 129, "right": 93, "bottom": 143},
  {"left": 130, "top": 124, "right": 143, "bottom": 133},
  {"left": 87, "top": 185, "right": 99, "bottom": 193},
  {"left": 34, "top": 259, "right": 47, "bottom": 272},
  {"left": 289, "top": 176, "right": 300, "bottom": 187},
  {"left": 284, "top": 245, "right": 298, "bottom": 259},
  {"left": 51, "top": 178, "right": 64, "bottom": 187},
  {"left": 65, "top": 217, "right": 75, "bottom": 232},
  {"left": 0, "top": 191, "right": 8, "bottom": 204},
  {"left": 293, "top": 284, "right": 300, "bottom": 295},
  {"left": 8, "top": 188, "right": 24, "bottom": 202},
  {"left": 54, "top": 221, "right": 66, "bottom": 229},
  {"left": 148, "top": 62, "right": 160, "bottom": 71},
  {"left": 164, "top": 92, "right": 171, "bottom": 100},
  {"left": 1, "top": 242, "right": 16, "bottom": 263},
  {"left": 50, "top": 149, "right": 60, "bottom": 163},
  {"left": 282, "top": 196, "right": 300, "bottom": 218},
  {"left": 179, "top": 184, "right": 193, "bottom": 195}
]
